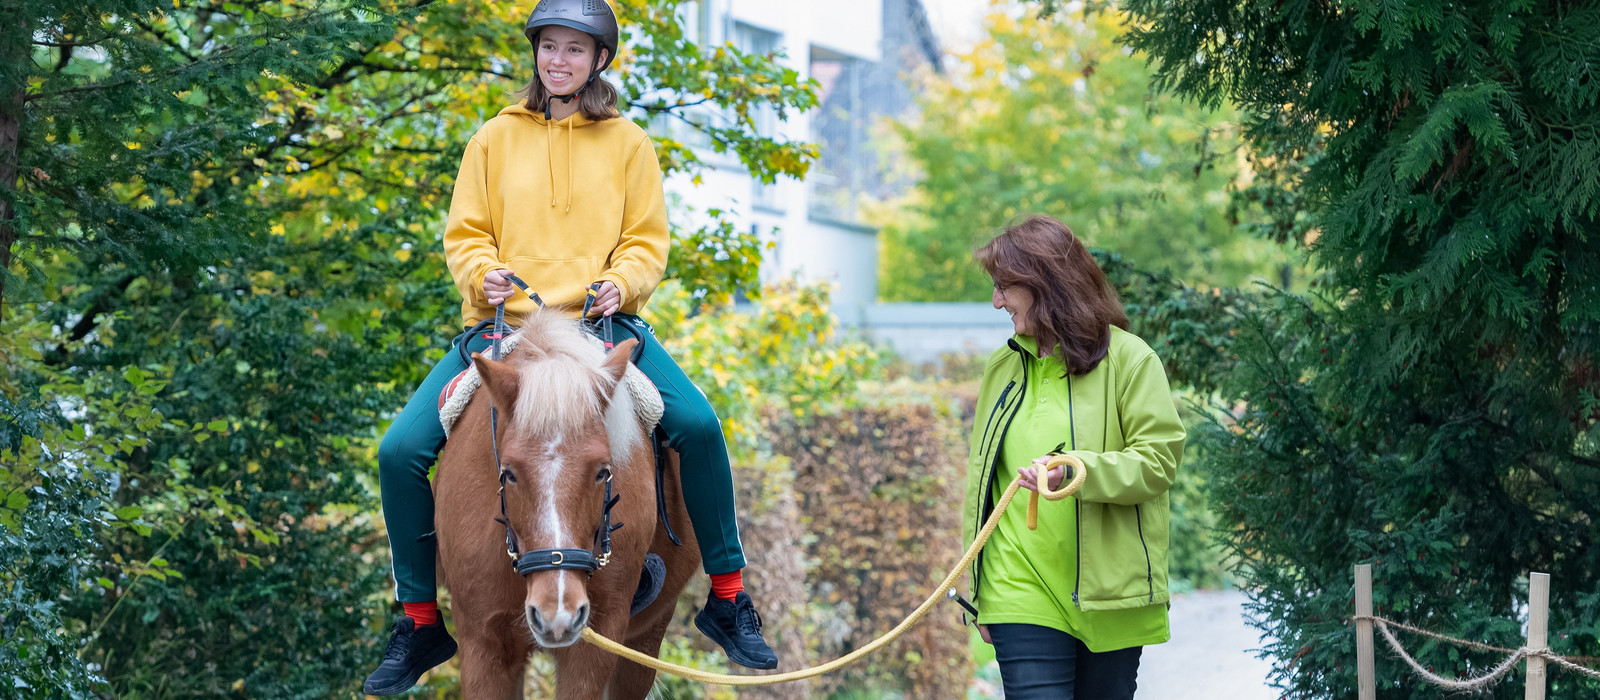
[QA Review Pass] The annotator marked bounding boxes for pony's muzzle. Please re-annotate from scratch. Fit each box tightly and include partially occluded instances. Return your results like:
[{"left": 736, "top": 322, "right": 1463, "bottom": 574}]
[{"left": 527, "top": 600, "right": 590, "bottom": 648}]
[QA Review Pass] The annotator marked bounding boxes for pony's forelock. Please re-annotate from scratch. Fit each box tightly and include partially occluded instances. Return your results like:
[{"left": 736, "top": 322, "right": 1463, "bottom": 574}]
[{"left": 507, "top": 312, "right": 642, "bottom": 460}]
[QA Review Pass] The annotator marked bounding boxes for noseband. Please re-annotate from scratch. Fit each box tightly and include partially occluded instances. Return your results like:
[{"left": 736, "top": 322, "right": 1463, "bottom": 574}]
[{"left": 479, "top": 279, "right": 623, "bottom": 577}]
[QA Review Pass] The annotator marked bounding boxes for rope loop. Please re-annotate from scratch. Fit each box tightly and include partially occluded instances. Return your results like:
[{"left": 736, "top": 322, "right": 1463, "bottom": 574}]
[{"left": 1026, "top": 453, "right": 1085, "bottom": 530}]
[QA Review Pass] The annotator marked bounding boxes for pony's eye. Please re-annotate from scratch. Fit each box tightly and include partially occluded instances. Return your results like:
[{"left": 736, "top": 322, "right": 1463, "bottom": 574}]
[
  {"left": 503, "top": 471, "right": 518, "bottom": 485},
  {"left": 595, "top": 466, "right": 612, "bottom": 483}
]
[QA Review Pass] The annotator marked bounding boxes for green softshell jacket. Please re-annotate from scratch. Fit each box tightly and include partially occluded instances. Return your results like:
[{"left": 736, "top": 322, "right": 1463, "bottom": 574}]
[{"left": 962, "top": 328, "right": 1186, "bottom": 612}]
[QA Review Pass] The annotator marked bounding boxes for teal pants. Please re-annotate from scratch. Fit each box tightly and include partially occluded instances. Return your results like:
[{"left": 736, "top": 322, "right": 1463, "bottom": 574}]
[{"left": 378, "top": 314, "right": 746, "bottom": 603}]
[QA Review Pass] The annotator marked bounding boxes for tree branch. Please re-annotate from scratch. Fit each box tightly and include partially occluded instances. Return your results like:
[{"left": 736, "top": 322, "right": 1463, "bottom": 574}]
[
  {"left": 131, "top": 16, "right": 199, "bottom": 63},
  {"left": 31, "top": 29, "right": 120, "bottom": 48},
  {"left": 43, "top": 274, "right": 140, "bottom": 366},
  {"left": 357, "top": 59, "right": 516, "bottom": 80},
  {"left": 630, "top": 97, "right": 714, "bottom": 113}
]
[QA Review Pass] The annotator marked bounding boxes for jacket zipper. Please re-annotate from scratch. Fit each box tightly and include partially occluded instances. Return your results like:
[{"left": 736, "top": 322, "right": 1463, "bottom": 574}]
[
  {"left": 980, "top": 381, "right": 1016, "bottom": 448},
  {"left": 971, "top": 343, "right": 1030, "bottom": 599},
  {"left": 1068, "top": 374, "right": 1082, "bottom": 607},
  {"left": 1135, "top": 504, "right": 1154, "bottom": 602},
  {"left": 973, "top": 382, "right": 1015, "bottom": 514}
]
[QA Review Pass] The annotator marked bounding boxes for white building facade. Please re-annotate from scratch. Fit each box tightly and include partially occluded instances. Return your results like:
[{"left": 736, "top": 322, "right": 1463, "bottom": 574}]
[{"left": 654, "top": 0, "right": 938, "bottom": 312}]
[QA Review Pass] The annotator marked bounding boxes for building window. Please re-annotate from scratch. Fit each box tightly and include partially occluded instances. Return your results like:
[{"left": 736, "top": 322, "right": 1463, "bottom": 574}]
[
  {"left": 808, "top": 47, "right": 866, "bottom": 224},
  {"left": 676, "top": 0, "right": 713, "bottom": 47},
  {"left": 733, "top": 23, "right": 784, "bottom": 212}
]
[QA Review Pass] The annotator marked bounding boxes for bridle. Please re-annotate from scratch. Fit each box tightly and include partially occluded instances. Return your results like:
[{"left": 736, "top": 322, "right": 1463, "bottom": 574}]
[{"left": 475, "top": 278, "right": 623, "bottom": 577}]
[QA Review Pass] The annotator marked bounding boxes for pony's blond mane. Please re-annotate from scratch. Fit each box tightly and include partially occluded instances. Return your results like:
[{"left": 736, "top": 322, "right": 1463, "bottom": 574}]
[{"left": 507, "top": 311, "right": 642, "bottom": 461}]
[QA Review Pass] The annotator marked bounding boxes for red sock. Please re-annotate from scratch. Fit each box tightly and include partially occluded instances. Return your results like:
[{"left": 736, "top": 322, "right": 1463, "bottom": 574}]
[
  {"left": 403, "top": 601, "right": 439, "bottom": 627},
  {"left": 710, "top": 570, "right": 744, "bottom": 601}
]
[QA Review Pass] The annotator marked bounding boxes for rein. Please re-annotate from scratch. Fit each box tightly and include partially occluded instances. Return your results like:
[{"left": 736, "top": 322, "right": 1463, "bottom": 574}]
[{"left": 481, "top": 278, "right": 623, "bottom": 577}]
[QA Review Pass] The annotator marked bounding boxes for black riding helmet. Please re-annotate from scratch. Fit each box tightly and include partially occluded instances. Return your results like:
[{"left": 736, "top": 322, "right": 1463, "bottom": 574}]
[{"left": 524, "top": 0, "right": 619, "bottom": 78}]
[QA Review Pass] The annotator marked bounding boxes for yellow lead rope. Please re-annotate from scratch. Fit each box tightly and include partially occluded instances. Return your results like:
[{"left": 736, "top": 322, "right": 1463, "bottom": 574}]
[{"left": 580, "top": 455, "right": 1087, "bottom": 686}]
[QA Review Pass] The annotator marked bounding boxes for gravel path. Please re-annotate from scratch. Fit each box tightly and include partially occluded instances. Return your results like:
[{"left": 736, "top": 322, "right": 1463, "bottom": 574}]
[{"left": 1137, "top": 589, "right": 1278, "bottom": 699}]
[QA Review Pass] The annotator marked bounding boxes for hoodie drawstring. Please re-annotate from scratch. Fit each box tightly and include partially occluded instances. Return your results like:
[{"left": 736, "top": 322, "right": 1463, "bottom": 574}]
[
  {"left": 546, "top": 114, "right": 557, "bottom": 208},
  {"left": 566, "top": 119, "right": 573, "bottom": 213},
  {"left": 543, "top": 99, "right": 576, "bottom": 212}
]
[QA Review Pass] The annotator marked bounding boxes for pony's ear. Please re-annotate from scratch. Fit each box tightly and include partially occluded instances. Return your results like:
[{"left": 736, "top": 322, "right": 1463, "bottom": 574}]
[
  {"left": 473, "top": 353, "right": 521, "bottom": 412},
  {"left": 597, "top": 339, "right": 637, "bottom": 389}
]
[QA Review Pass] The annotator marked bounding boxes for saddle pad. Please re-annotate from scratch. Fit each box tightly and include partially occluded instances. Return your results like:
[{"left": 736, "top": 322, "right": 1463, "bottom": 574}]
[{"left": 438, "top": 331, "right": 664, "bottom": 437}]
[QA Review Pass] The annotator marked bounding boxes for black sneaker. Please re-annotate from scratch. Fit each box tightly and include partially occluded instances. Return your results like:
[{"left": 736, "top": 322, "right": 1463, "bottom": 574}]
[
  {"left": 694, "top": 591, "right": 779, "bottom": 670},
  {"left": 362, "top": 617, "right": 459, "bottom": 696}
]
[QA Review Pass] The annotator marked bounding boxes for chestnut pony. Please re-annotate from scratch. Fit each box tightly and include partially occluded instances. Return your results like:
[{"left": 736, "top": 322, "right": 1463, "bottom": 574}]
[{"left": 434, "top": 312, "right": 698, "bottom": 699}]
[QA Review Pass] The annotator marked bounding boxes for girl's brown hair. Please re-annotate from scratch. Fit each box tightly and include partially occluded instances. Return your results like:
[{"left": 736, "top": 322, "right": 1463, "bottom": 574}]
[
  {"left": 975, "top": 214, "right": 1128, "bottom": 375},
  {"left": 516, "top": 31, "right": 621, "bottom": 121}
]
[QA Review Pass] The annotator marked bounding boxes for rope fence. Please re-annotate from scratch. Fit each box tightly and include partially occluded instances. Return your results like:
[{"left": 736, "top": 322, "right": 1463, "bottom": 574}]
[{"left": 1353, "top": 566, "right": 1600, "bottom": 698}]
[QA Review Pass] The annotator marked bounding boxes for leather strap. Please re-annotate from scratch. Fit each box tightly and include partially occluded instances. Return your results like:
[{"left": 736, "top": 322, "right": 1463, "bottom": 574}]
[{"left": 515, "top": 548, "right": 601, "bottom": 575}]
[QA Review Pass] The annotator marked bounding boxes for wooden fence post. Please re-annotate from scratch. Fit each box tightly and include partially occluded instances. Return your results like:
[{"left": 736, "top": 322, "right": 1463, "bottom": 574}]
[
  {"left": 1526, "top": 572, "right": 1549, "bottom": 700},
  {"left": 1356, "top": 563, "right": 1375, "bottom": 700}
]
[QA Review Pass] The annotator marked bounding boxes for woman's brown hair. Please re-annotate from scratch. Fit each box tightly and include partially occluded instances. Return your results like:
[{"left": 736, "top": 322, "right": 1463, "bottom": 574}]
[
  {"left": 516, "top": 31, "right": 621, "bottom": 121},
  {"left": 975, "top": 214, "right": 1128, "bottom": 375}
]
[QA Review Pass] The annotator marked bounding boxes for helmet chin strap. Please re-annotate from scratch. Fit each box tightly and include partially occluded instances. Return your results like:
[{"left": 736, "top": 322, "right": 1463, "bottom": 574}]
[{"left": 544, "top": 92, "right": 577, "bottom": 120}]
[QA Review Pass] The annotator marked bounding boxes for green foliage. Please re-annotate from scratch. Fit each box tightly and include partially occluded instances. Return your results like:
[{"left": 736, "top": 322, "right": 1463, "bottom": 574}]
[
  {"left": 6, "top": 1, "right": 392, "bottom": 311},
  {"left": 1124, "top": 0, "right": 1600, "bottom": 696},
  {"left": 1161, "top": 441, "right": 1225, "bottom": 592},
  {"left": 56, "top": 274, "right": 398, "bottom": 697},
  {"left": 651, "top": 281, "right": 885, "bottom": 453},
  {"left": 0, "top": 323, "right": 167, "bottom": 698},
  {"left": 663, "top": 203, "right": 766, "bottom": 307},
  {"left": 1099, "top": 249, "right": 1258, "bottom": 398},
  {"left": 879, "top": 4, "right": 1292, "bottom": 302},
  {"left": 616, "top": 0, "right": 818, "bottom": 183}
]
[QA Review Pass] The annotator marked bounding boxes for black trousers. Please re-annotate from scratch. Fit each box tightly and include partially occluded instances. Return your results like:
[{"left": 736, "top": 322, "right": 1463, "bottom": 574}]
[{"left": 988, "top": 623, "right": 1142, "bottom": 700}]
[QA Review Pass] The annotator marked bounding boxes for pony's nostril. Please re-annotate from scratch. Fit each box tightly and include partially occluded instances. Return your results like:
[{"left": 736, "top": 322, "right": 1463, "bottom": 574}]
[
  {"left": 575, "top": 603, "right": 590, "bottom": 625},
  {"left": 527, "top": 607, "right": 545, "bottom": 634}
]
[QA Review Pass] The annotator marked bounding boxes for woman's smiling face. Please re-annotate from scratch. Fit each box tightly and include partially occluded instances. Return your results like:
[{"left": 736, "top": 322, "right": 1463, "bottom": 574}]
[
  {"left": 992, "top": 282, "right": 1035, "bottom": 336},
  {"left": 536, "top": 26, "right": 601, "bottom": 96}
]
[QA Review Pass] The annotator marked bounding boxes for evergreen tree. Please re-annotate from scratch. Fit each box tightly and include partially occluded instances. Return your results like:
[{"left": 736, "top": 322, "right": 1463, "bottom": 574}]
[{"left": 1123, "top": 0, "right": 1600, "bottom": 696}]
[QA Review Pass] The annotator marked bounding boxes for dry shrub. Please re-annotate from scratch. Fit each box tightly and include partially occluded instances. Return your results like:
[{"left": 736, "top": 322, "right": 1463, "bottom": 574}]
[
  {"left": 772, "top": 400, "right": 973, "bottom": 700},
  {"left": 729, "top": 453, "right": 811, "bottom": 700}
]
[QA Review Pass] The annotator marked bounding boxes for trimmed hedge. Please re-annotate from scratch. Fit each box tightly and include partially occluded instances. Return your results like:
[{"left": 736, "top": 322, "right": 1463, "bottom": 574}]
[{"left": 774, "top": 401, "right": 973, "bottom": 700}]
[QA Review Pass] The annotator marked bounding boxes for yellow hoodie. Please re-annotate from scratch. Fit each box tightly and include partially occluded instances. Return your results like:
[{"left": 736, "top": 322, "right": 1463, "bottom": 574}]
[{"left": 443, "top": 103, "right": 670, "bottom": 327}]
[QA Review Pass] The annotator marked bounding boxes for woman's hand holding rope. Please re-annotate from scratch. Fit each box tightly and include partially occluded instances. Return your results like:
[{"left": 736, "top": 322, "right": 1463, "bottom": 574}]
[{"left": 1018, "top": 453, "right": 1075, "bottom": 494}]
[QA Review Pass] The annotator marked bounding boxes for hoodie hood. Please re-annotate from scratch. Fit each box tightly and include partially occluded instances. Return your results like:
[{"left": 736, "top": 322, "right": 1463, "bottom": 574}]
[
  {"left": 495, "top": 102, "right": 601, "bottom": 212},
  {"left": 495, "top": 101, "right": 600, "bottom": 127}
]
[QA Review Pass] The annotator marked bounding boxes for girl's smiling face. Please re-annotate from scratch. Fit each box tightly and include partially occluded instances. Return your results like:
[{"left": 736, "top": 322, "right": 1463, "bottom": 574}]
[{"left": 536, "top": 26, "right": 603, "bottom": 95}]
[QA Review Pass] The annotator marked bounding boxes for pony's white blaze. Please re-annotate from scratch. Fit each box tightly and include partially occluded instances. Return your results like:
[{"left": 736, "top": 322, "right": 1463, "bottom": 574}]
[
  {"left": 539, "top": 437, "right": 569, "bottom": 606},
  {"left": 524, "top": 434, "right": 588, "bottom": 646}
]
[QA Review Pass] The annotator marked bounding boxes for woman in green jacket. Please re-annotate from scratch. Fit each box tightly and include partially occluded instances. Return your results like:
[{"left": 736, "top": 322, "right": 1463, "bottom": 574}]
[{"left": 961, "top": 215, "right": 1186, "bottom": 699}]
